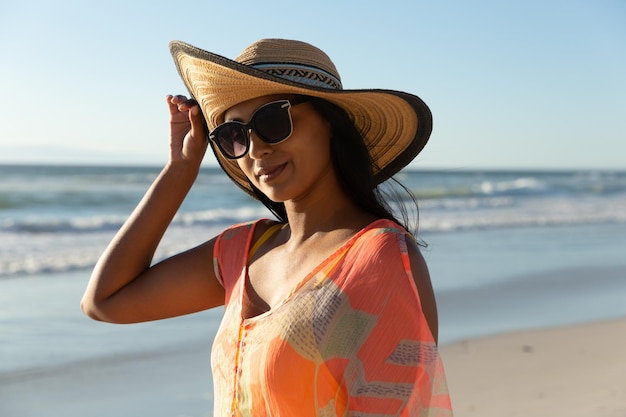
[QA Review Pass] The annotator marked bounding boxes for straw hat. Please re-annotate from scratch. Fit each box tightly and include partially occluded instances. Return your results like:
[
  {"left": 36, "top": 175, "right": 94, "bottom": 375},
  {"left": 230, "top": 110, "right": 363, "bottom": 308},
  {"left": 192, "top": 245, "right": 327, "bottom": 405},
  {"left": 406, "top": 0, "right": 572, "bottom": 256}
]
[{"left": 169, "top": 39, "right": 432, "bottom": 197}]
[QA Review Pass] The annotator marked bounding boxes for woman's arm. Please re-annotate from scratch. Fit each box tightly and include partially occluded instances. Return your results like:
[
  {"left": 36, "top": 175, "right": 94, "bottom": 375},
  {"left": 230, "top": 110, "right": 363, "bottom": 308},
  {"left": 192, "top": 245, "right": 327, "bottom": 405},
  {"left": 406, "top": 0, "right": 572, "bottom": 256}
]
[
  {"left": 80, "top": 96, "right": 225, "bottom": 323},
  {"left": 407, "top": 238, "right": 439, "bottom": 344}
]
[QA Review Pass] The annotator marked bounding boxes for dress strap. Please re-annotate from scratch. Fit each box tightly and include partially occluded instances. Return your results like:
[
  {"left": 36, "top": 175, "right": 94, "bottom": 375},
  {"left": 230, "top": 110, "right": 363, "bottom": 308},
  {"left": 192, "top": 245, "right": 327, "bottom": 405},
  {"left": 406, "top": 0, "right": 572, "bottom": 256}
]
[{"left": 248, "top": 223, "right": 283, "bottom": 261}]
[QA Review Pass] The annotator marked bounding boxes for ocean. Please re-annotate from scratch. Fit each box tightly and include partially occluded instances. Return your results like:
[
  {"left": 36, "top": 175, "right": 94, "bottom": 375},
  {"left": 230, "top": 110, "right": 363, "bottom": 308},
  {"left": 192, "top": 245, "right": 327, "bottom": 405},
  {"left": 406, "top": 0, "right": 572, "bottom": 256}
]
[{"left": 2, "top": 164, "right": 626, "bottom": 379}]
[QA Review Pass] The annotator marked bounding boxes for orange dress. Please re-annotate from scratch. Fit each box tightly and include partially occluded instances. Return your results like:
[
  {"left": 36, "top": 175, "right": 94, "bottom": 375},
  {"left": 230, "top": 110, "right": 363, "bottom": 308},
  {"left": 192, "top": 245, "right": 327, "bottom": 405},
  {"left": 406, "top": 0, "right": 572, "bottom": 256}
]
[{"left": 212, "top": 219, "right": 453, "bottom": 417}]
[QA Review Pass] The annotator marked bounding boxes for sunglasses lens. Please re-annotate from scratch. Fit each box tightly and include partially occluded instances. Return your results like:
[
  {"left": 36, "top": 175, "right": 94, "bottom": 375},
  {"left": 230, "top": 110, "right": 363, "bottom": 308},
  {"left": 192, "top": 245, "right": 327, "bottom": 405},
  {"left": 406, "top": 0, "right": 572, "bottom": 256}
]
[
  {"left": 254, "top": 102, "right": 292, "bottom": 144},
  {"left": 210, "top": 100, "right": 296, "bottom": 159},
  {"left": 216, "top": 125, "right": 248, "bottom": 158}
]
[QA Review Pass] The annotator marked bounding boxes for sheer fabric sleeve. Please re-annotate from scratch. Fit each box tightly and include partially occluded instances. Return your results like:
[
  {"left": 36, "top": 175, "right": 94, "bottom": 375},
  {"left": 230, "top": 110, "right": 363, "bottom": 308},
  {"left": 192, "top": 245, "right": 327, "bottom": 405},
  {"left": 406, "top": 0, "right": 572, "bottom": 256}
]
[
  {"left": 212, "top": 221, "right": 255, "bottom": 303},
  {"left": 325, "top": 227, "right": 453, "bottom": 416}
]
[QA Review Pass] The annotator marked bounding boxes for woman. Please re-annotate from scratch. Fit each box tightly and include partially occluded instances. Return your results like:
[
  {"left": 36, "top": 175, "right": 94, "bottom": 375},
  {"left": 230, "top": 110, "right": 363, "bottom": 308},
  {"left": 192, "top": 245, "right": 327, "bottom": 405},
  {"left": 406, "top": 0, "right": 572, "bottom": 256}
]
[{"left": 81, "top": 38, "right": 453, "bottom": 416}]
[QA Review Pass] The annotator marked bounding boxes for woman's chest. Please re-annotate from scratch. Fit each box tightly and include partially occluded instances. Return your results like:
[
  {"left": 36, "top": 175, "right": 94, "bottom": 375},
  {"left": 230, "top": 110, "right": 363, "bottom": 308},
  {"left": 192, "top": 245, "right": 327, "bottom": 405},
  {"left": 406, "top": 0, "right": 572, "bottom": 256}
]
[
  {"left": 220, "top": 276, "right": 360, "bottom": 361},
  {"left": 246, "top": 249, "right": 316, "bottom": 311}
]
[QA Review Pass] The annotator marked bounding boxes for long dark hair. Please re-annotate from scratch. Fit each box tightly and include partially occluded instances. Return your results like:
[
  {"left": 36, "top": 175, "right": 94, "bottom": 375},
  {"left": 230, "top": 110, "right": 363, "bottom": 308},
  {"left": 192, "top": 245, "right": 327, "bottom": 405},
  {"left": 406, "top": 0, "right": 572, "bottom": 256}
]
[{"left": 249, "top": 96, "right": 420, "bottom": 237}]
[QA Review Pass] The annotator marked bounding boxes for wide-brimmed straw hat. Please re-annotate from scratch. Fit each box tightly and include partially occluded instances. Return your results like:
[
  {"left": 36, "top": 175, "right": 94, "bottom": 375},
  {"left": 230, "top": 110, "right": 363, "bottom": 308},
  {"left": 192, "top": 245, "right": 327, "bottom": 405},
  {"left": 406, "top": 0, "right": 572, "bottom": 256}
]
[{"left": 169, "top": 38, "right": 432, "bottom": 197}]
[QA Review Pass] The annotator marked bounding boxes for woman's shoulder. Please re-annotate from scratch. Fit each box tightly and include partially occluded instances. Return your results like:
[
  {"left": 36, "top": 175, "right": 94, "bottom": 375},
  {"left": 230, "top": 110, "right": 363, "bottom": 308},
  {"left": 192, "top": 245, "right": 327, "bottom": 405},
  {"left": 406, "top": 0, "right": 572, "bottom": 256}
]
[
  {"left": 339, "top": 219, "right": 412, "bottom": 270},
  {"left": 356, "top": 219, "right": 427, "bottom": 275},
  {"left": 348, "top": 219, "right": 428, "bottom": 286},
  {"left": 215, "top": 218, "right": 285, "bottom": 263},
  {"left": 213, "top": 219, "right": 281, "bottom": 289},
  {"left": 356, "top": 218, "right": 412, "bottom": 247},
  {"left": 218, "top": 218, "right": 277, "bottom": 241}
]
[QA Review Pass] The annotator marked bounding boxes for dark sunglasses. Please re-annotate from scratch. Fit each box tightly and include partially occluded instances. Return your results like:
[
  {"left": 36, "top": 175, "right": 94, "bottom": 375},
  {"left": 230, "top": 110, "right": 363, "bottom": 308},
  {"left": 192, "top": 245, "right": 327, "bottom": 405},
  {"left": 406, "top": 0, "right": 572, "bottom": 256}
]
[{"left": 209, "top": 99, "right": 307, "bottom": 159}]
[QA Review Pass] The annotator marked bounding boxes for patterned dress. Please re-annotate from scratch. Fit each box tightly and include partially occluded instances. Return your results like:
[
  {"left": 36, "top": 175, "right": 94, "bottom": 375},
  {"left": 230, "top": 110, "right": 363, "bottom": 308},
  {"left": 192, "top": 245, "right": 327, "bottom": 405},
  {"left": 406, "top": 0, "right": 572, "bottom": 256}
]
[{"left": 211, "top": 219, "right": 453, "bottom": 417}]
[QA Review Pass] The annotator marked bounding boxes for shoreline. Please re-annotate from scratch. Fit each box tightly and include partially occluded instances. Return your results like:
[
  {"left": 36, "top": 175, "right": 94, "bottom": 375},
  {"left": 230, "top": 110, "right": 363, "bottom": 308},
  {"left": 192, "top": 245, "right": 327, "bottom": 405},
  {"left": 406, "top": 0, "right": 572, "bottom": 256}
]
[
  {"left": 434, "top": 263, "right": 626, "bottom": 346},
  {"left": 3, "top": 261, "right": 626, "bottom": 375},
  {"left": 2, "top": 317, "right": 624, "bottom": 417}
]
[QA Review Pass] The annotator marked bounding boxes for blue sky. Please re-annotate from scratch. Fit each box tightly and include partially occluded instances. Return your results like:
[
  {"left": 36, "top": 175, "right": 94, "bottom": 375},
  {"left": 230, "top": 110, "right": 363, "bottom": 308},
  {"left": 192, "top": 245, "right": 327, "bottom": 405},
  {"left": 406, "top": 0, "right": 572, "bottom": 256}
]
[{"left": 0, "top": 0, "right": 624, "bottom": 169}]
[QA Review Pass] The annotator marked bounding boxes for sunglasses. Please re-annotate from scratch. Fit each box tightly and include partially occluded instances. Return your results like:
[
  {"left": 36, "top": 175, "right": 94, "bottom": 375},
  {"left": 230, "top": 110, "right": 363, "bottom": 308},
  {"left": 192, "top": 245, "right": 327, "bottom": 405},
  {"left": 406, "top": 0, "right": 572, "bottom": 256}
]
[{"left": 209, "top": 99, "right": 307, "bottom": 159}]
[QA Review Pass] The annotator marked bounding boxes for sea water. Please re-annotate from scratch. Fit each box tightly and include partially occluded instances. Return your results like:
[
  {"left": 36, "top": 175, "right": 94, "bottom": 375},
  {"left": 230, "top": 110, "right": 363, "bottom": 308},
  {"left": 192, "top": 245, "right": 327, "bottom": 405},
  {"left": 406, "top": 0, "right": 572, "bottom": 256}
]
[{"left": 1, "top": 164, "right": 626, "bottom": 374}]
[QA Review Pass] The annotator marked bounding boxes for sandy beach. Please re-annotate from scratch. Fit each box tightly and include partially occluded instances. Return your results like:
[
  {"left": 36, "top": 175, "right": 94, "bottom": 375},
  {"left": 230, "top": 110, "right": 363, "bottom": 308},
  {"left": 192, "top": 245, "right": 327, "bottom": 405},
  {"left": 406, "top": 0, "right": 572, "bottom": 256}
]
[
  {"left": 1, "top": 264, "right": 626, "bottom": 417},
  {"left": 1, "top": 317, "right": 624, "bottom": 417},
  {"left": 441, "top": 317, "right": 626, "bottom": 417}
]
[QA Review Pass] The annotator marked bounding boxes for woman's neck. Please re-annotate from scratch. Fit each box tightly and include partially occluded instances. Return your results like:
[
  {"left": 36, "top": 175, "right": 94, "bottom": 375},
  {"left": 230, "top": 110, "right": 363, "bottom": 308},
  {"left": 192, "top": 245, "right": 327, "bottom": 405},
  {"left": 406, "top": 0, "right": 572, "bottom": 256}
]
[{"left": 282, "top": 188, "right": 377, "bottom": 246}]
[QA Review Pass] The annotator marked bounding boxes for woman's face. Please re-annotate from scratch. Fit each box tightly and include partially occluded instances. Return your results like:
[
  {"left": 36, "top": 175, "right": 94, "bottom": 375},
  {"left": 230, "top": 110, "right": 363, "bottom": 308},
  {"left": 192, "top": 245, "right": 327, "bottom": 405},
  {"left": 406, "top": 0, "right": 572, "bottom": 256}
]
[{"left": 224, "top": 95, "right": 334, "bottom": 203}]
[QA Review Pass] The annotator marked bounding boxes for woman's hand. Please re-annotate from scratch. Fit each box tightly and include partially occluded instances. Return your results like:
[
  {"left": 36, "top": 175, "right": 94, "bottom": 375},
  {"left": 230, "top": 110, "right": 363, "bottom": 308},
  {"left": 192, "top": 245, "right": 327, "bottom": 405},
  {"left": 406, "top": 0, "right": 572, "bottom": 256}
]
[{"left": 167, "top": 95, "right": 208, "bottom": 167}]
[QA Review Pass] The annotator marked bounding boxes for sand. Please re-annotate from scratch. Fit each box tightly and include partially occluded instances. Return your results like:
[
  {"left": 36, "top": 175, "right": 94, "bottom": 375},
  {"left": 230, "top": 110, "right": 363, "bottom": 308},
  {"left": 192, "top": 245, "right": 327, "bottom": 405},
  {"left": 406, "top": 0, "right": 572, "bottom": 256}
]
[{"left": 440, "top": 317, "right": 626, "bottom": 417}]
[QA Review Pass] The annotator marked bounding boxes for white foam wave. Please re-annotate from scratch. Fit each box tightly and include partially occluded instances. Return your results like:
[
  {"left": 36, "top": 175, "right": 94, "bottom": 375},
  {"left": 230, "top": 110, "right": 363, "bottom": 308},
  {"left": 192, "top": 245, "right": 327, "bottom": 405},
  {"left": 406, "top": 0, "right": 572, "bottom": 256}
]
[
  {"left": 2, "top": 194, "right": 625, "bottom": 278},
  {"left": 0, "top": 207, "right": 272, "bottom": 277},
  {"left": 474, "top": 177, "right": 546, "bottom": 195},
  {"left": 418, "top": 195, "right": 626, "bottom": 232},
  {"left": 0, "top": 207, "right": 269, "bottom": 235}
]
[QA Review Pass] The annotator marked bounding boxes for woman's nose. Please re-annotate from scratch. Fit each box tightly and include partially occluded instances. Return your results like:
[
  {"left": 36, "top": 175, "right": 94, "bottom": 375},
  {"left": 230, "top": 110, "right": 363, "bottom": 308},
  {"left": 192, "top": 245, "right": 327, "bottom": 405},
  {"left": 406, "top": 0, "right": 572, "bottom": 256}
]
[{"left": 247, "top": 130, "right": 272, "bottom": 159}]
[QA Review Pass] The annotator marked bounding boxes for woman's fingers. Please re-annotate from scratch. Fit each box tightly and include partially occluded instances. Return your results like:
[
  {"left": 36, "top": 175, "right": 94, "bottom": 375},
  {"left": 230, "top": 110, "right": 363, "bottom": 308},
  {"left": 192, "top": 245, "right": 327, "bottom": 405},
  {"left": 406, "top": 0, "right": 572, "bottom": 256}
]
[
  {"left": 167, "top": 95, "right": 198, "bottom": 113},
  {"left": 187, "top": 102, "right": 207, "bottom": 140},
  {"left": 167, "top": 94, "right": 208, "bottom": 164},
  {"left": 170, "top": 94, "right": 206, "bottom": 141}
]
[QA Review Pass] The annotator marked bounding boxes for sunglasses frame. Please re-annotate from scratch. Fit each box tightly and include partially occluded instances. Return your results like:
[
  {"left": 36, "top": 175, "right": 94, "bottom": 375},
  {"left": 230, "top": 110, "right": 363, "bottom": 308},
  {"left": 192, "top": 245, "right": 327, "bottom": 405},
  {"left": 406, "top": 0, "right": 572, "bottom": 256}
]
[{"left": 209, "top": 99, "right": 306, "bottom": 160}]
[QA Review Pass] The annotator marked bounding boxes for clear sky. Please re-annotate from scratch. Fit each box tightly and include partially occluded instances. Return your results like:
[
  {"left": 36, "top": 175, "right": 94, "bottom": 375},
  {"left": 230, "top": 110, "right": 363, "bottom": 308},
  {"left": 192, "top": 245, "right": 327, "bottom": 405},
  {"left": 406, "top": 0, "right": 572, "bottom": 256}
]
[{"left": 1, "top": 0, "right": 625, "bottom": 170}]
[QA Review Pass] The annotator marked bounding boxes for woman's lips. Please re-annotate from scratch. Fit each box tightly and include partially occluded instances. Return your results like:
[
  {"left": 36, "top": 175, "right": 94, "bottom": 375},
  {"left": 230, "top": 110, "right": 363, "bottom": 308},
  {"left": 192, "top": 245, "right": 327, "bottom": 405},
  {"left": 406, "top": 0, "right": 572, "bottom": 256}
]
[{"left": 256, "top": 163, "right": 287, "bottom": 182}]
